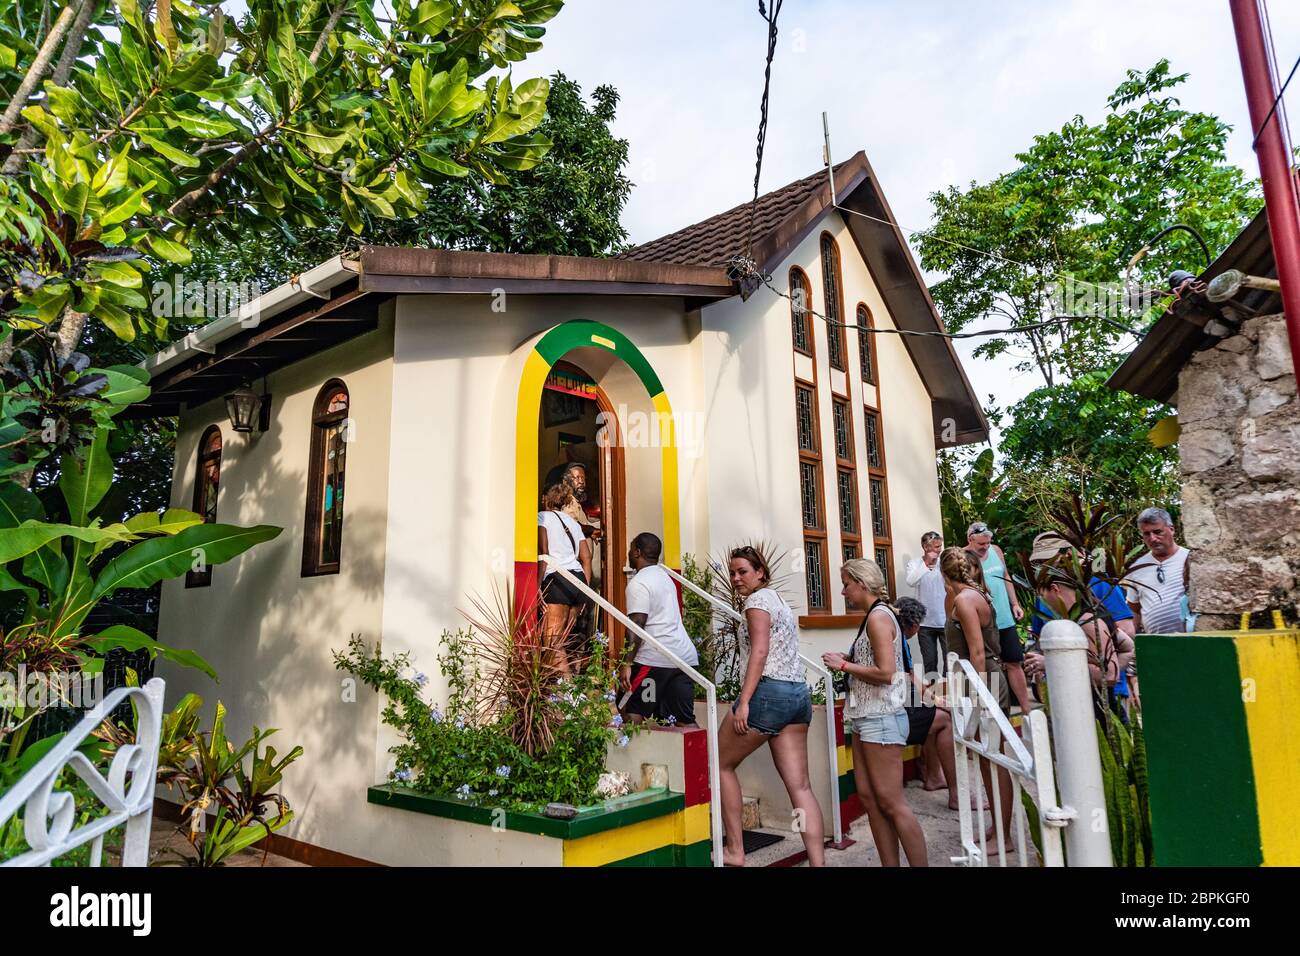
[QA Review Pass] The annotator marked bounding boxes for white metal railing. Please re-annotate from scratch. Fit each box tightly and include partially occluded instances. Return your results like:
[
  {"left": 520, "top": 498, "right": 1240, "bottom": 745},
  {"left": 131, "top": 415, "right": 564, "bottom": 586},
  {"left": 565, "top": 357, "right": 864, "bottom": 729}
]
[
  {"left": 947, "top": 618, "right": 1112, "bottom": 867},
  {"left": 540, "top": 558, "right": 724, "bottom": 867},
  {"left": 947, "top": 654, "right": 1060, "bottom": 866},
  {"left": 661, "top": 565, "right": 844, "bottom": 846},
  {"left": 0, "top": 678, "right": 166, "bottom": 867}
]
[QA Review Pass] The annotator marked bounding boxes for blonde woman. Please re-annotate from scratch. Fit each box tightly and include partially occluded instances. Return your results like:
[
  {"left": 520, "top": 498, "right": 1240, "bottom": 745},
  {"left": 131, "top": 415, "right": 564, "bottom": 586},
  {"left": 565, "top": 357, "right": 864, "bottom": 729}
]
[
  {"left": 941, "top": 546, "right": 1014, "bottom": 841},
  {"left": 822, "top": 558, "right": 928, "bottom": 867},
  {"left": 718, "top": 546, "right": 824, "bottom": 867}
]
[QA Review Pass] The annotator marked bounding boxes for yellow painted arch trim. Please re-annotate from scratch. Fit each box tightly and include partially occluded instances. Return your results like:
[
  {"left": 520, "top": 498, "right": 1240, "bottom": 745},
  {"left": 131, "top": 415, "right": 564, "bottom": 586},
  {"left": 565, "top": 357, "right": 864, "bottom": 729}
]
[{"left": 514, "top": 324, "right": 680, "bottom": 568}]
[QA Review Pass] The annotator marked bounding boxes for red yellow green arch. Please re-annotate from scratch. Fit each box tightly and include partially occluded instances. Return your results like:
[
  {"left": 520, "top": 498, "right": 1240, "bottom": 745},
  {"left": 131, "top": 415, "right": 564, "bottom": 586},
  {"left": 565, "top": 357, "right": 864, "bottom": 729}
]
[{"left": 515, "top": 320, "right": 680, "bottom": 605}]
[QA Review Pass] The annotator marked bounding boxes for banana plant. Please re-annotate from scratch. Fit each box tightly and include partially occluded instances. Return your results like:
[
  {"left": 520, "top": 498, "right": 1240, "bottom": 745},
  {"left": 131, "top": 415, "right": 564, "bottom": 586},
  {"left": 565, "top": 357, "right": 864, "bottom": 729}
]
[{"left": 0, "top": 423, "right": 280, "bottom": 753}]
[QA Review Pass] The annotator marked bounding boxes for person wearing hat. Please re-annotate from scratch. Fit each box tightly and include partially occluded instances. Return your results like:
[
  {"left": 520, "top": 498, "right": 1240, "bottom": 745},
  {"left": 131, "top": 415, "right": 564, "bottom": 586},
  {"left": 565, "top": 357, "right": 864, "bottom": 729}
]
[
  {"left": 1023, "top": 532, "right": 1137, "bottom": 714},
  {"left": 965, "top": 520, "right": 1032, "bottom": 716}
]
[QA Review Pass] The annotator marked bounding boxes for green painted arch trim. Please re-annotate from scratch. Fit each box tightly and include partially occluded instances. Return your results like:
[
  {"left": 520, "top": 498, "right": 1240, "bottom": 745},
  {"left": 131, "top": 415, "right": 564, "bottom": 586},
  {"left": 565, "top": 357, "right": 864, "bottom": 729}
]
[{"left": 533, "top": 320, "right": 664, "bottom": 398}]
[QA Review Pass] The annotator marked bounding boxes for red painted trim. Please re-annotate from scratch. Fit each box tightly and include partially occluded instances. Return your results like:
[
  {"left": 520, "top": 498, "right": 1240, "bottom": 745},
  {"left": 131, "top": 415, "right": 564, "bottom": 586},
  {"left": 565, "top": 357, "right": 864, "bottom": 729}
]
[
  {"left": 514, "top": 560, "right": 539, "bottom": 621},
  {"left": 681, "top": 725, "right": 711, "bottom": 807},
  {"left": 833, "top": 699, "right": 845, "bottom": 747}
]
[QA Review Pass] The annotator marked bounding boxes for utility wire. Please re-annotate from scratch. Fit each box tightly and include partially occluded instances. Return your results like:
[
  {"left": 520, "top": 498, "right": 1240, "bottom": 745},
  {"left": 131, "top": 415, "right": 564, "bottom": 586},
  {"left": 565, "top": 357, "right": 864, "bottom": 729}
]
[
  {"left": 1251, "top": 52, "right": 1299, "bottom": 146},
  {"left": 744, "top": 0, "right": 783, "bottom": 258},
  {"left": 738, "top": 260, "right": 1146, "bottom": 342}
]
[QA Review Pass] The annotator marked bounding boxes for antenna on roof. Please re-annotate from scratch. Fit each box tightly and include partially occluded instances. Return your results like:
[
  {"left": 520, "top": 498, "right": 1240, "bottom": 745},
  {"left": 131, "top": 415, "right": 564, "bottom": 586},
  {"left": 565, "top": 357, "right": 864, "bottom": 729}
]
[{"left": 822, "top": 111, "right": 837, "bottom": 206}]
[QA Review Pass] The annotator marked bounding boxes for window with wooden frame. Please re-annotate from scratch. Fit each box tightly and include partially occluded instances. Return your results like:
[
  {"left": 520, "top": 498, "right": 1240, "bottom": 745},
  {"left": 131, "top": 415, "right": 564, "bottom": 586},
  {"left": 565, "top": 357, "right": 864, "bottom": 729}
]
[
  {"left": 186, "top": 426, "right": 222, "bottom": 588},
  {"left": 831, "top": 396, "right": 860, "bottom": 562},
  {"left": 820, "top": 234, "right": 848, "bottom": 372},
  {"left": 302, "top": 380, "right": 350, "bottom": 577},
  {"left": 789, "top": 267, "right": 813, "bottom": 357},
  {"left": 863, "top": 403, "right": 894, "bottom": 594},
  {"left": 857, "top": 303, "right": 878, "bottom": 385},
  {"left": 795, "top": 379, "right": 828, "bottom": 612}
]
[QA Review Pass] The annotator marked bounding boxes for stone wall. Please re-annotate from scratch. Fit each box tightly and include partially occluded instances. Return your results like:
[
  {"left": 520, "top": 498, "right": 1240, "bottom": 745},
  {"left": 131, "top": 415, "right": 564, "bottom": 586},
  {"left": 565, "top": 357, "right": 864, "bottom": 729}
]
[{"left": 1178, "top": 312, "right": 1300, "bottom": 631}]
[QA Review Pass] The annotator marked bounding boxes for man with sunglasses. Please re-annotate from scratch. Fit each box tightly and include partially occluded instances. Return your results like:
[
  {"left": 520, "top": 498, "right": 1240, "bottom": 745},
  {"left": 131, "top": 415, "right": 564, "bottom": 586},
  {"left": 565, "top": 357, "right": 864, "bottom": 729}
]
[{"left": 1123, "top": 507, "right": 1189, "bottom": 635}]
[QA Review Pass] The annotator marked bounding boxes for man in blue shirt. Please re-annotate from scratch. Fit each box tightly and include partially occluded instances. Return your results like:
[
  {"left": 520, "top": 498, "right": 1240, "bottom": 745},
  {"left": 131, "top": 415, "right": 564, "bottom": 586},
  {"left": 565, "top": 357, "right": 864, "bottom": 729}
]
[{"left": 1024, "top": 533, "right": 1137, "bottom": 712}]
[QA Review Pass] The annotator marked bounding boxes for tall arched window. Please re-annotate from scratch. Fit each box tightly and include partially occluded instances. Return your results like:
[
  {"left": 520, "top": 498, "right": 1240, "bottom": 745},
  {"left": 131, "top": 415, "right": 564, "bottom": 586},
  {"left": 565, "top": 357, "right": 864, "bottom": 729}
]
[
  {"left": 820, "top": 233, "right": 847, "bottom": 371},
  {"left": 789, "top": 267, "right": 813, "bottom": 357},
  {"left": 857, "top": 303, "right": 878, "bottom": 385},
  {"left": 186, "top": 425, "right": 222, "bottom": 588},
  {"left": 302, "top": 380, "right": 350, "bottom": 577}
]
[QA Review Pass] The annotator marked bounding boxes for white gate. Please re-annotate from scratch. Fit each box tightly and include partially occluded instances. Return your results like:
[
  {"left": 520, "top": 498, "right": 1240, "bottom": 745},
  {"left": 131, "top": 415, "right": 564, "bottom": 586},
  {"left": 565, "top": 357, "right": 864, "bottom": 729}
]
[
  {"left": 948, "top": 618, "right": 1111, "bottom": 867},
  {"left": 0, "top": 678, "right": 165, "bottom": 867}
]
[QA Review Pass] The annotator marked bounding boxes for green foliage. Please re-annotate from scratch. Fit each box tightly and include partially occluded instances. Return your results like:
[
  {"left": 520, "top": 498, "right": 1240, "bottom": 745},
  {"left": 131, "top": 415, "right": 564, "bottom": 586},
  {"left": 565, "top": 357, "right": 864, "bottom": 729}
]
[
  {"left": 1097, "top": 711, "right": 1153, "bottom": 867},
  {"left": 924, "top": 61, "right": 1256, "bottom": 548},
  {"left": 185, "top": 70, "right": 631, "bottom": 292},
  {"left": 997, "top": 371, "right": 1180, "bottom": 525},
  {"left": 2, "top": 0, "right": 562, "bottom": 365},
  {"left": 0, "top": 423, "right": 280, "bottom": 749},
  {"left": 917, "top": 59, "right": 1260, "bottom": 388},
  {"left": 334, "top": 629, "right": 633, "bottom": 810},
  {"left": 142, "top": 693, "right": 303, "bottom": 866}
]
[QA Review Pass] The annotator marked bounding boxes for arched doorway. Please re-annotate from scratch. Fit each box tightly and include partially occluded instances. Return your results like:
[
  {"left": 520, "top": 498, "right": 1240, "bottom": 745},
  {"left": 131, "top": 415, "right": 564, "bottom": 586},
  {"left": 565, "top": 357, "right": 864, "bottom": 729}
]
[{"left": 513, "top": 320, "right": 681, "bottom": 651}]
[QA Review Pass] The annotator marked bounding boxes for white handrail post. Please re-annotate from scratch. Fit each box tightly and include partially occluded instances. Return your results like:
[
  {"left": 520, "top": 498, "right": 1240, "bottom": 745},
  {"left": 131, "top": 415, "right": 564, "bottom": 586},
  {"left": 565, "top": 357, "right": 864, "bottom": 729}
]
[
  {"left": 121, "top": 677, "right": 166, "bottom": 866},
  {"left": 1040, "top": 619, "right": 1112, "bottom": 867}
]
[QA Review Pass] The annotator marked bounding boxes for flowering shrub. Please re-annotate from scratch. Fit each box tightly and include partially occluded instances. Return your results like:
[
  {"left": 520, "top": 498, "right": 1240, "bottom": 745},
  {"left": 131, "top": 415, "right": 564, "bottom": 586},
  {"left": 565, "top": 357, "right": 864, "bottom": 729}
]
[{"left": 334, "top": 630, "right": 634, "bottom": 810}]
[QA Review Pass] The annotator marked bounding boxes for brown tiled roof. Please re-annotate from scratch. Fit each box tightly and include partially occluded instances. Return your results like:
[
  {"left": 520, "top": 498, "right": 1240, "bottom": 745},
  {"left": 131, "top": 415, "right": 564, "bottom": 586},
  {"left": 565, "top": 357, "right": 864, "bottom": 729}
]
[{"left": 617, "top": 160, "right": 855, "bottom": 268}]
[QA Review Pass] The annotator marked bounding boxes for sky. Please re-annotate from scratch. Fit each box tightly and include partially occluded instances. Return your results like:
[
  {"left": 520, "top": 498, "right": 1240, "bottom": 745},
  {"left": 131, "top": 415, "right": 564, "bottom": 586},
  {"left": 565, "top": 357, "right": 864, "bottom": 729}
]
[{"left": 518, "top": 0, "right": 1300, "bottom": 449}]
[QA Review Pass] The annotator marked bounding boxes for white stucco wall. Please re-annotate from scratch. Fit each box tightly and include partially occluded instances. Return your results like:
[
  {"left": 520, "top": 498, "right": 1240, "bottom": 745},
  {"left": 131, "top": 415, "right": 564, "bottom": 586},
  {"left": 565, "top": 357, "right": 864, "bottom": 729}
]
[
  {"left": 378, "top": 294, "right": 702, "bottom": 706},
  {"left": 155, "top": 303, "right": 396, "bottom": 858},
  {"left": 696, "top": 210, "right": 944, "bottom": 658}
]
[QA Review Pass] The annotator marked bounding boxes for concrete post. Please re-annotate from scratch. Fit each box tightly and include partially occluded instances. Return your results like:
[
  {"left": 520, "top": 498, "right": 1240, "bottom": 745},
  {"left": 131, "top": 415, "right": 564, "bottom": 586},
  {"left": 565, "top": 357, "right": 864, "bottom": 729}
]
[{"left": 1040, "top": 619, "right": 1112, "bottom": 866}]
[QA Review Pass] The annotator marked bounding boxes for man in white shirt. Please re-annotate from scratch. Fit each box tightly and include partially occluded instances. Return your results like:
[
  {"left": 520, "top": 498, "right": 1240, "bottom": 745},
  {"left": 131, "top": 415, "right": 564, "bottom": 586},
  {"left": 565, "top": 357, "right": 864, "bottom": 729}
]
[
  {"left": 620, "top": 532, "right": 699, "bottom": 726},
  {"left": 904, "top": 531, "right": 947, "bottom": 678},
  {"left": 1124, "top": 507, "right": 1190, "bottom": 635}
]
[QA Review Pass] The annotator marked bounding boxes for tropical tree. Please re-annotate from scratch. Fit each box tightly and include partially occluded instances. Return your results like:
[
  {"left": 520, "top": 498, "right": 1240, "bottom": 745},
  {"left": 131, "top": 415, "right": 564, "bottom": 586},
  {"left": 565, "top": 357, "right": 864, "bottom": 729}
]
[
  {"left": 916, "top": 59, "right": 1260, "bottom": 389},
  {"left": 926, "top": 61, "right": 1256, "bottom": 535},
  {"left": 2, "top": 0, "right": 561, "bottom": 470},
  {"left": 184, "top": 69, "right": 631, "bottom": 291}
]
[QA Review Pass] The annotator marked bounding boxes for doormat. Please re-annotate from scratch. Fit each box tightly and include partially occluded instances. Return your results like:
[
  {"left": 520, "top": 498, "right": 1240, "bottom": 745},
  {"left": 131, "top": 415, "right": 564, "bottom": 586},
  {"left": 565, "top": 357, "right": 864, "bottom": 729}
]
[{"left": 722, "top": 830, "right": 785, "bottom": 854}]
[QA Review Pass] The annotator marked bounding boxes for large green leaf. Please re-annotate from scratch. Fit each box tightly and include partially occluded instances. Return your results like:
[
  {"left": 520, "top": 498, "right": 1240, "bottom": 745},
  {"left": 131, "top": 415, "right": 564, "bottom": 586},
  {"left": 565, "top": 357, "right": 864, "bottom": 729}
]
[
  {"left": 60, "top": 429, "right": 114, "bottom": 526},
  {"left": 84, "top": 625, "right": 218, "bottom": 681},
  {"left": 0, "top": 480, "right": 45, "bottom": 528},
  {"left": 92, "top": 367, "right": 152, "bottom": 407},
  {"left": 123, "top": 509, "right": 204, "bottom": 535},
  {"left": 90, "top": 523, "right": 282, "bottom": 601},
  {"left": 0, "top": 521, "right": 133, "bottom": 564}
]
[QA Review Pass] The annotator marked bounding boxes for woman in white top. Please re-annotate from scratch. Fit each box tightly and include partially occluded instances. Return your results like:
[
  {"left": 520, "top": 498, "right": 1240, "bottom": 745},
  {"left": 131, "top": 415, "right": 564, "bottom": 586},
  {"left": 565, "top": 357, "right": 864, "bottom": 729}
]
[
  {"left": 822, "top": 558, "right": 928, "bottom": 867},
  {"left": 718, "top": 545, "right": 824, "bottom": 867},
  {"left": 537, "top": 483, "right": 592, "bottom": 675}
]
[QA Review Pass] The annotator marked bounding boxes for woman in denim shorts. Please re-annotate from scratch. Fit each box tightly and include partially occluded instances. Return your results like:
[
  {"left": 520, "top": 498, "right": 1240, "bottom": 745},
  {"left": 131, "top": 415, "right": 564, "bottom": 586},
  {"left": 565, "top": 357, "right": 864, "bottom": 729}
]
[
  {"left": 822, "top": 558, "right": 928, "bottom": 867},
  {"left": 717, "top": 546, "right": 824, "bottom": 867}
]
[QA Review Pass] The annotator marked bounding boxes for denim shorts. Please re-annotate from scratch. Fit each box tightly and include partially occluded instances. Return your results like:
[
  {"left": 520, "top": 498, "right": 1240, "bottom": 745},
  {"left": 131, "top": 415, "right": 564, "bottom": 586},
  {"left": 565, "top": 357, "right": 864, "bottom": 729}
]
[
  {"left": 734, "top": 677, "right": 812, "bottom": 735},
  {"left": 852, "top": 711, "right": 909, "bottom": 746}
]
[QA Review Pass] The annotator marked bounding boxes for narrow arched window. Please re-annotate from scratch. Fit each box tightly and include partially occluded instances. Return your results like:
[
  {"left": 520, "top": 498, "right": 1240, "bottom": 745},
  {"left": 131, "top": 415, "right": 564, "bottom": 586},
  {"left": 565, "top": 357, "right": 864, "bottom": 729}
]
[
  {"left": 302, "top": 380, "right": 350, "bottom": 576},
  {"left": 789, "top": 267, "right": 813, "bottom": 357},
  {"left": 857, "top": 303, "right": 877, "bottom": 385},
  {"left": 186, "top": 425, "right": 222, "bottom": 588},
  {"left": 820, "top": 233, "right": 847, "bottom": 371}
]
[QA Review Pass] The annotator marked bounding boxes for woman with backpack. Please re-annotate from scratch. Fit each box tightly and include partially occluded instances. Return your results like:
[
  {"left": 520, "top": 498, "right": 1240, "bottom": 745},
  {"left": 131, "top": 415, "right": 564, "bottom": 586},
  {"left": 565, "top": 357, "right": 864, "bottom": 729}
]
[{"left": 822, "top": 558, "right": 928, "bottom": 867}]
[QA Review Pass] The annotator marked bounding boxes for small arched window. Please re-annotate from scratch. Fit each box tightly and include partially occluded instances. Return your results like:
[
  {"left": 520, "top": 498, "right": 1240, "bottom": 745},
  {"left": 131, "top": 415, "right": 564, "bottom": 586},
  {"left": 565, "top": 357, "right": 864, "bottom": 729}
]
[
  {"left": 186, "top": 425, "right": 222, "bottom": 588},
  {"left": 820, "top": 233, "right": 847, "bottom": 371},
  {"left": 302, "top": 380, "right": 350, "bottom": 577},
  {"left": 857, "top": 303, "right": 877, "bottom": 385},
  {"left": 789, "top": 267, "right": 813, "bottom": 357}
]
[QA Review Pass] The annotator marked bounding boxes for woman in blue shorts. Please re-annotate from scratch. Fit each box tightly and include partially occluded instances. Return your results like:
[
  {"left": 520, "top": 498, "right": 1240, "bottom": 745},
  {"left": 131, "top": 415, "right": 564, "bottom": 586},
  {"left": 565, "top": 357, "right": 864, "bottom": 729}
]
[
  {"left": 823, "top": 558, "right": 928, "bottom": 867},
  {"left": 718, "top": 546, "right": 824, "bottom": 867}
]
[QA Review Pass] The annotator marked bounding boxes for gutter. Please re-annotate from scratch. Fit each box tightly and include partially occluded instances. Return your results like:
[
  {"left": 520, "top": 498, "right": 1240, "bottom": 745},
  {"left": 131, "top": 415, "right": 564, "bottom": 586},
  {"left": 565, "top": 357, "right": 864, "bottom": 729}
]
[{"left": 138, "top": 255, "right": 358, "bottom": 378}]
